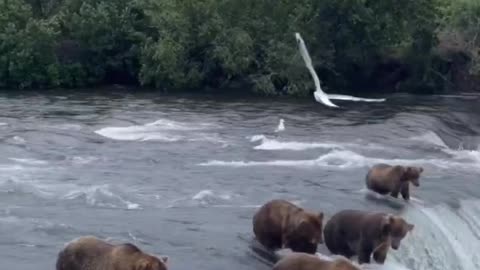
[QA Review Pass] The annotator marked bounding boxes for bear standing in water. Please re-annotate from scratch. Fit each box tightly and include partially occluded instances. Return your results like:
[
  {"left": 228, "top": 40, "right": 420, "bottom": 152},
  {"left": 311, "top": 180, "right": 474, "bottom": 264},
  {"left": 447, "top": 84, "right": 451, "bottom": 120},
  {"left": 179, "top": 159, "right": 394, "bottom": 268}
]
[
  {"left": 366, "top": 163, "right": 423, "bottom": 200},
  {"left": 323, "top": 210, "right": 414, "bottom": 264},
  {"left": 273, "top": 252, "right": 360, "bottom": 270},
  {"left": 56, "top": 236, "right": 168, "bottom": 270},
  {"left": 253, "top": 199, "right": 324, "bottom": 254}
]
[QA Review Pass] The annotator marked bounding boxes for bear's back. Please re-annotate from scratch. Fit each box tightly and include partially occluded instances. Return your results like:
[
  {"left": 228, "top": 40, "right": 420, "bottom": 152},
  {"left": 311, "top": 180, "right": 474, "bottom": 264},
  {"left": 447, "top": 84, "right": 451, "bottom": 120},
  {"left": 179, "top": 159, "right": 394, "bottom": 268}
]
[
  {"left": 273, "top": 253, "right": 329, "bottom": 270},
  {"left": 57, "top": 236, "right": 114, "bottom": 270},
  {"left": 331, "top": 258, "right": 361, "bottom": 270}
]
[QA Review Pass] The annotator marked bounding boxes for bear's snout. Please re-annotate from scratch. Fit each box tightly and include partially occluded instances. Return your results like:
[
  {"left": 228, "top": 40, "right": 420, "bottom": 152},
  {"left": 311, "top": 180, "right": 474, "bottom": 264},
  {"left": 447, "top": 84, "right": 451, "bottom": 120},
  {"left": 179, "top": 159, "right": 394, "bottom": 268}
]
[
  {"left": 302, "top": 243, "right": 318, "bottom": 254},
  {"left": 290, "top": 239, "right": 318, "bottom": 254},
  {"left": 391, "top": 241, "right": 400, "bottom": 250}
]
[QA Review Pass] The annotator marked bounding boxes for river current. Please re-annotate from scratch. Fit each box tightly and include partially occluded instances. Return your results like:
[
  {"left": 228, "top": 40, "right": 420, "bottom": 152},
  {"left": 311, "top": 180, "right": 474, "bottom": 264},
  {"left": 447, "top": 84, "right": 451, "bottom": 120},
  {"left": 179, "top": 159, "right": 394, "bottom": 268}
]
[{"left": 0, "top": 91, "right": 479, "bottom": 270}]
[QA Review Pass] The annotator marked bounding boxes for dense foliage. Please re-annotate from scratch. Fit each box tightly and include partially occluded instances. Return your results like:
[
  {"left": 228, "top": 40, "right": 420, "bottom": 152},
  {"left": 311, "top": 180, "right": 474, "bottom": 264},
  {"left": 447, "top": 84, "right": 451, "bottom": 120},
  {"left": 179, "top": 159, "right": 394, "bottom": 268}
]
[{"left": 0, "top": 0, "right": 478, "bottom": 94}]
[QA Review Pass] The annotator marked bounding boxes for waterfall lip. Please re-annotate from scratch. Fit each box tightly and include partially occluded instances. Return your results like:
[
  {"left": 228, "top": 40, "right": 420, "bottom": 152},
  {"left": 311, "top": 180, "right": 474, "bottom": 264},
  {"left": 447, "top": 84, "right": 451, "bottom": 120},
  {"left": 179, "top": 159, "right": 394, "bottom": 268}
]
[{"left": 294, "top": 32, "right": 386, "bottom": 108}]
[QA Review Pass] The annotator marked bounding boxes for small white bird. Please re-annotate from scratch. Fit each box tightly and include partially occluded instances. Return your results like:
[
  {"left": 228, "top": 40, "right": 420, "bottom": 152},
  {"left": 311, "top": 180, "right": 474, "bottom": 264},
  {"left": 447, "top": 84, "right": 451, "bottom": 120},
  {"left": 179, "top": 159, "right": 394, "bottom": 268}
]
[{"left": 275, "top": 119, "right": 285, "bottom": 133}]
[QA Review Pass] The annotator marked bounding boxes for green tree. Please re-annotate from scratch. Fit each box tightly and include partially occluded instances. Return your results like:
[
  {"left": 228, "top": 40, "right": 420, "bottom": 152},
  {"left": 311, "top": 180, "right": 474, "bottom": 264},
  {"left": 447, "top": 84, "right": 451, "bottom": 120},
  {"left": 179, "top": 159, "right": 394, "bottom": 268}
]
[
  {"left": 53, "top": 0, "right": 145, "bottom": 87},
  {"left": 440, "top": 0, "right": 480, "bottom": 74},
  {"left": 0, "top": 0, "right": 59, "bottom": 89}
]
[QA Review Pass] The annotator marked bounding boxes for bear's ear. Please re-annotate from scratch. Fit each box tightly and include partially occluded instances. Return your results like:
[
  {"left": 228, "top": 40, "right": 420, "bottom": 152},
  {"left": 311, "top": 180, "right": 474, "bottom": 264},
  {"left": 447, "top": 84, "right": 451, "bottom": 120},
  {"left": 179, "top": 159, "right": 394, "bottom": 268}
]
[
  {"left": 160, "top": 256, "right": 168, "bottom": 264},
  {"left": 135, "top": 259, "right": 152, "bottom": 270},
  {"left": 381, "top": 215, "right": 393, "bottom": 235},
  {"left": 407, "top": 223, "right": 414, "bottom": 232}
]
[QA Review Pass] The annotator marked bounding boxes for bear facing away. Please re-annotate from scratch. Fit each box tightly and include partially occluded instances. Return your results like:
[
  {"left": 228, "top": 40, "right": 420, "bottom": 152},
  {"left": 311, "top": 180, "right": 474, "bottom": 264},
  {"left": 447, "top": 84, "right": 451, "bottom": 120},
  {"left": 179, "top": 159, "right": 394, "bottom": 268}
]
[
  {"left": 323, "top": 210, "right": 414, "bottom": 265},
  {"left": 366, "top": 163, "right": 423, "bottom": 200},
  {"left": 253, "top": 199, "right": 324, "bottom": 254},
  {"left": 273, "top": 252, "right": 360, "bottom": 270},
  {"left": 56, "top": 236, "right": 168, "bottom": 270}
]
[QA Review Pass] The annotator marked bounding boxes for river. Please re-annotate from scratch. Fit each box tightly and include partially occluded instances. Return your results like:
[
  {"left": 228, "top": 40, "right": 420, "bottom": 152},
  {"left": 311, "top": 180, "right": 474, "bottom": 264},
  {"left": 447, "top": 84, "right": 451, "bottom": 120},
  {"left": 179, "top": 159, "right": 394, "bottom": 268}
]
[{"left": 0, "top": 90, "right": 479, "bottom": 270}]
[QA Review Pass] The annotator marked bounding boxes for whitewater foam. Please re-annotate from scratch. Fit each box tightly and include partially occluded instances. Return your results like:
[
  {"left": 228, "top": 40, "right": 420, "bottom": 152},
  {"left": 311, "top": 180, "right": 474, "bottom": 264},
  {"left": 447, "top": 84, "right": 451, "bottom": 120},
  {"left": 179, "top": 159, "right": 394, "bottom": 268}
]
[
  {"left": 443, "top": 147, "right": 480, "bottom": 164},
  {"left": 69, "top": 156, "right": 100, "bottom": 165},
  {"left": 48, "top": 123, "right": 83, "bottom": 130},
  {"left": 95, "top": 119, "right": 225, "bottom": 144},
  {"left": 95, "top": 118, "right": 224, "bottom": 143},
  {"left": 8, "top": 158, "right": 48, "bottom": 165},
  {"left": 12, "top": 136, "right": 26, "bottom": 144},
  {"left": 61, "top": 185, "right": 140, "bottom": 209},
  {"left": 95, "top": 126, "right": 182, "bottom": 141},
  {"left": 254, "top": 138, "right": 340, "bottom": 151},
  {"left": 143, "top": 119, "right": 218, "bottom": 130},
  {"left": 409, "top": 131, "right": 480, "bottom": 169},
  {"left": 360, "top": 188, "right": 425, "bottom": 205},
  {"left": 0, "top": 174, "right": 142, "bottom": 210},
  {"left": 410, "top": 131, "right": 448, "bottom": 148},
  {"left": 199, "top": 148, "right": 480, "bottom": 171},
  {"left": 250, "top": 134, "right": 386, "bottom": 152},
  {"left": 249, "top": 135, "right": 267, "bottom": 142},
  {"left": 192, "top": 190, "right": 232, "bottom": 201},
  {"left": 391, "top": 200, "right": 480, "bottom": 270},
  {"left": 166, "top": 189, "right": 248, "bottom": 208},
  {"left": 198, "top": 149, "right": 378, "bottom": 168}
]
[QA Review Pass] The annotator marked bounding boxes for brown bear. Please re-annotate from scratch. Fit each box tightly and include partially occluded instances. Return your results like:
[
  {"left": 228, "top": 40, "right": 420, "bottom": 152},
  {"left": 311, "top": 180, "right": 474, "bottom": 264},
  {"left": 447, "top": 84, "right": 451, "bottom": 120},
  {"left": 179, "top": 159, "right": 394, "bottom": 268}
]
[
  {"left": 323, "top": 210, "right": 414, "bottom": 264},
  {"left": 273, "top": 252, "right": 361, "bottom": 270},
  {"left": 366, "top": 163, "right": 423, "bottom": 200},
  {"left": 253, "top": 199, "right": 324, "bottom": 254},
  {"left": 56, "top": 236, "right": 168, "bottom": 270}
]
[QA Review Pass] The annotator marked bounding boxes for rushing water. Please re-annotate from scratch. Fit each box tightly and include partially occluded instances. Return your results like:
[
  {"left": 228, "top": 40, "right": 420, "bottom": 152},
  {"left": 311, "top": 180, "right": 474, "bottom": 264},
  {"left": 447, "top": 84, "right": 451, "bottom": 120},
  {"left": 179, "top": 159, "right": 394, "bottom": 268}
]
[{"left": 0, "top": 90, "right": 479, "bottom": 270}]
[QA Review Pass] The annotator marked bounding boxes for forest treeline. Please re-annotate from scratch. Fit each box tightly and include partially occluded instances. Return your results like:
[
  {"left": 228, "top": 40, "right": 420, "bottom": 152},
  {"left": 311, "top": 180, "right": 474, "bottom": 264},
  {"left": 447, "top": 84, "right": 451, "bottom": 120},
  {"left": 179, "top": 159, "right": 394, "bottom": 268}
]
[{"left": 1, "top": 0, "right": 479, "bottom": 95}]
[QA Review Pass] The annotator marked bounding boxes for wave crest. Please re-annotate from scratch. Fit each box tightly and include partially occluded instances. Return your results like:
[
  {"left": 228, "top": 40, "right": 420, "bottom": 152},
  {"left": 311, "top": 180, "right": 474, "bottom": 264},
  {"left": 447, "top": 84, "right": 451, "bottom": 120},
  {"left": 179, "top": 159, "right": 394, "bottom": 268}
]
[
  {"left": 62, "top": 185, "right": 140, "bottom": 209},
  {"left": 95, "top": 118, "right": 224, "bottom": 143},
  {"left": 199, "top": 148, "right": 480, "bottom": 171}
]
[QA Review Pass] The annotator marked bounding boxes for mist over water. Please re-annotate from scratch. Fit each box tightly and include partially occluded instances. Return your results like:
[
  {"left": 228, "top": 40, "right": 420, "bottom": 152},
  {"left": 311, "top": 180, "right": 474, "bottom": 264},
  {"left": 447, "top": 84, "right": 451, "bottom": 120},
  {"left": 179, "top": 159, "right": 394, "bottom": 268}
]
[{"left": 0, "top": 91, "right": 479, "bottom": 270}]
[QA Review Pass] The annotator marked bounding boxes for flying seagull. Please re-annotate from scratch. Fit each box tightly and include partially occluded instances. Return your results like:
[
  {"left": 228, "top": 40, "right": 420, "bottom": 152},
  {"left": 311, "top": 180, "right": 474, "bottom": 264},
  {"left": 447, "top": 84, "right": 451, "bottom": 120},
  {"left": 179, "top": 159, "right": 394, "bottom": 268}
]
[{"left": 295, "top": 33, "right": 386, "bottom": 108}]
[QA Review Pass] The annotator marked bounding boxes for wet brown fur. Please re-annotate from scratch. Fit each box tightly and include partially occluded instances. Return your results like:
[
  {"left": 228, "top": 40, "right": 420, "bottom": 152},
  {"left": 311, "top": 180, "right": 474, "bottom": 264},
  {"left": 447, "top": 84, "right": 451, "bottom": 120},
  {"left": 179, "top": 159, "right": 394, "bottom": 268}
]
[
  {"left": 323, "top": 210, "right": 414, "bottom": 265},
  {"left": 366, "top": 163, "right": 423, "bottom": 200},
  {"left": 56, "top": 236, "right": 168, "bottom": 270},
  {"left": 253, "top": 199, "right": 324, "bottom": 254},
  {"left": 272, "top": 253, "right": 360, "bottom": 270}
]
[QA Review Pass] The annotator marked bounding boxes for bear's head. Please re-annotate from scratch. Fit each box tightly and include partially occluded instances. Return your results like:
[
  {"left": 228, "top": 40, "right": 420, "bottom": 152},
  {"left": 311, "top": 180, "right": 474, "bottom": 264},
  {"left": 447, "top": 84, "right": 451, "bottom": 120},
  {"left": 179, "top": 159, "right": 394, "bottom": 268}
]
[
  {"left": 285, "top": 212, "right": 324, "bottom": 254},
  {"left": 113, "top": 243, "right": 168, "bottom": 270},
  {"left": 402, "top": 166, "right": 423, "bottom": 186},
  {"left": 382, "top": 215, "right": 414, "bottom": 250},
  {"left": 135, "top": 255, "right": 168, "bottom": 270}
]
